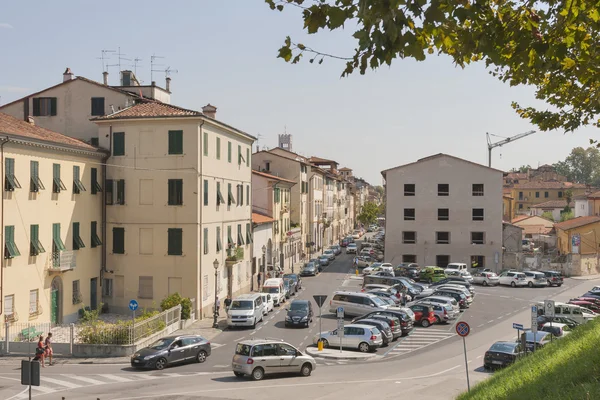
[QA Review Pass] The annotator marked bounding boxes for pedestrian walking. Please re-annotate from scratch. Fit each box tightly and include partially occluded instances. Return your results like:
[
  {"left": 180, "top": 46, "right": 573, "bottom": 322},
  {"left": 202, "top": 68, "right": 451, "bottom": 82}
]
[
  {"left": 44, "top": 332, "right": 53, "bottom": 366},
  {"left": 224, "top": 295, "right": 232, "bottom": 311},
  {"left": 257, "top": 272, "right": 262, "bottom": 290},
  {"left": 35, "top": 335, "right": 46, "bottom": 368}
]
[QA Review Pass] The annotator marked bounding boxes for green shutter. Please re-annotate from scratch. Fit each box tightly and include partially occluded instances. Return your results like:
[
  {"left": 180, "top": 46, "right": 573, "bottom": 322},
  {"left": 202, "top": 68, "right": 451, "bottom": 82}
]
[
  {"left": 216, "top": 226, "right": 222, "bottom": 252},
  {"left": 203, "top": 132, "right": 208, "bottom": 156},
  {"left": 227, "top": 226, "right": 233, "bottom": 246},
  {"left": 50, "top": 98, "right": 57, "bottom": 116},
  {"left": 4, "top": 226, "right": 20, "bottom": 258},
  {"left": 32, "top": 98, "right": 41, "bottom": 116},
  {"left": 30, "top": 224, "right": 45, "bottom": 256},
  {"left": 216, "top": 137, "right": 221, "bottom": 160},
  {"left": 52, "top": 223, "right": 66, "bottom": 251},
  {"left": 30, "top": 160, "right": 44, "bottom": 192},
  {"left": 203, "top": 228, "right": 208, "bottom": 254},
  {"left": 203, "top": 180, "right": 209, "bottom": 206},
  {"left": 113, "top": 132, "right": 125, "bottom": 156},
  {"left": 239, "top": 184, "right": 244, "bottom": 205},
  {"left": 216, "top": 182, "right": 225, "bottom": 205},
  {"left": 275, "top": 188, "right": 280, "bottom": 203},
  {"left": 91, "top": 221, "right": 102, "bottom": 247},
  {"left": 73, "top": 222, "right": 85, "bottom": 250},
  {"left": 246, "top": 223, "right": 253, "bottom": 244},
  {"left": 246, "top": 185, "right": 250, "bottom": 206},
  {"left": 52, "top": 164, "right": 66, "bottom": 193},
  {"left": 238, "top": 145, "right": 241, "bottom": 165},
  {"left": 246, "top": 148, "right": 250, "bottom": 167},
  {"left": 227, "top": 141, "right": 232, "bottom": 163},
  {"left": 168, "top": 228, "right": 182, "bottom": 255},
  {"left": 168, "top": 179, "right": 183, "bottom": 206},
  {"left": 237, "top": 224, "right": 244, "bottom": 246},
  {"left": 4, "top": 158, "right": 20, "bottom": 191},
  {"left": 112, "top": 227, "right": 124, "bottom": 254},
  {"left": 228, "top": 183, "right": 236, "bottom": 205},
  {"left": 168, "top": 130, "right": 183, "bottom": 155},
  {"left": 73, "top": 166, "right": 86, "bottom": 193}
]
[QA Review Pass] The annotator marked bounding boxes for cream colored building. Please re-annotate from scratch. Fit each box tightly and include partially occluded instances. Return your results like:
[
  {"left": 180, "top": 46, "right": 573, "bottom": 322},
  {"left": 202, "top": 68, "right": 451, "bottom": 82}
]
[
  {"left": 0, "top": 113, "right": 106, "bottom": 324},
  {"left": 0, "top": 68, "right": 170, "bottom": 145},
  {"left": 382, "top": 154, "right": 503, "bottom": 271},
  {"left": 251, "top": 171, "right": 296, "bottom": 273},
  {"left": 93, "top": 102, "right": 254, "bottom": 317}
]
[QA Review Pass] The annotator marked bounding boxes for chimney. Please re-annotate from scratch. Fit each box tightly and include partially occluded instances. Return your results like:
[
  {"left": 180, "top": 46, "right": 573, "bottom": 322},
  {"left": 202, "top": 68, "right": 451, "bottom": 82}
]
[
  {"left": 63, "top": 67, "right": 74, "bottom": 82},
  {"left": 103, "top": 71, "right": 109, "bottom": 85},
  {"left": 166, "top": 77, "right": 171, "bottom": 92},
  {"left": 256, "top": 145, "right": 259, "bottom": 152},
  {"left": 202, "top": 104, "right": 217, "bottom": 119}
]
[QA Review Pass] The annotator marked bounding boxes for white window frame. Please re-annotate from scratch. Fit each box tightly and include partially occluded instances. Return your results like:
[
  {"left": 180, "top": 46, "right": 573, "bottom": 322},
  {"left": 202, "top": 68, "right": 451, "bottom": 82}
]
[
  {"left": 4, "top": 294, "right": 14, "bottom": 316},
  {"left": 29, "top": 290, "right": 39, "bottom": 315}
]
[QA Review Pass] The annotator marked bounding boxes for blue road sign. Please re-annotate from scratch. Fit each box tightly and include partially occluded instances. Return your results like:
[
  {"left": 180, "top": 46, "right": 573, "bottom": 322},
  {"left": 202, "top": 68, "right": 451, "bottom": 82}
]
[
  {"left": 337, "top": 307, "right": 344, "bottom": 318},
  {"left": 513, "top": 323, "right": 524, "bottom": 330},
  {"left": 456, "top": 321, "right": 470, "bottom": 337},
  {"left": 129, "top": 299, "right": 139, "bottom": 311}
]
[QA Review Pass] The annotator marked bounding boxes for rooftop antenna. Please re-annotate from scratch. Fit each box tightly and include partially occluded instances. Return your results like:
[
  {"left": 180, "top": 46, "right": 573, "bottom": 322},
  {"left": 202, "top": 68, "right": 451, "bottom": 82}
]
[
  {"left": 133, "top": 57, "right": 143, "bottom": 76},
  {"left": 150, "top": 54, "right": 165, "bottom": 82},
  {"left": 106, "top": 47, "right": 131, "bottom": 77},
  {"left": 97, "top": 49, "right": 116, "bottom": 72}
]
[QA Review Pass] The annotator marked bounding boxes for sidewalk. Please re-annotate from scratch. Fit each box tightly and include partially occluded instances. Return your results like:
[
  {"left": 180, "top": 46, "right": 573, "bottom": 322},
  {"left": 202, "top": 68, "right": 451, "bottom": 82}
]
[{"left": 570, "top": 274, "right": 600, "bottom": 280}]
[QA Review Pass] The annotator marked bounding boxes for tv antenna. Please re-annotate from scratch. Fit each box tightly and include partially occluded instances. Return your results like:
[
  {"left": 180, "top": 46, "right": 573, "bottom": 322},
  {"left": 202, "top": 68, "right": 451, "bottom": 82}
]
[
  {"left": 133, "top": 57, "right": 143, "bottom": 76},
  {"left": 106, "top": 47, "right": 131, "bottom": 75},
  {"left": 150, "top": 54, "right": 165, "bottom": 82},
  {"left": 97, "top": 49, "right": 116, "bottom": 72}
]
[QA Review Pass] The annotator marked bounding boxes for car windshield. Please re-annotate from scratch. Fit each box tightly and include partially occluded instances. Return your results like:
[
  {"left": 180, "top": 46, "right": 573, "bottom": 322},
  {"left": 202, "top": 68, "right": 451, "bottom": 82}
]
[
  {"left": 230, "top": 300, "right": 253, "bottom": 310},
  {"left": 489, "top": 342, "right": 517, "bottom": 353},
  {"left": 290, "top": 302, "right": 308, "bottom": 311},
  {"left": 149, "top": 338, "right": 174, "bottom": 350},
  {"left": 371, "top": 297, "right": 386, "bottom": 306},
  {"left": 304, "top": 264, "right": 315, "bottom": 270},
  {"left": 262, "top": 287, "right": 280, "bottom": 294},
  {"left": 324, "top": 250, "right": 333, "bottom": 254},
  {"left": 434, "top": 270, "right": 446, "bottom": 276},
  {"left": 235, "top": 343, "right": 252, "bottom": 356}
]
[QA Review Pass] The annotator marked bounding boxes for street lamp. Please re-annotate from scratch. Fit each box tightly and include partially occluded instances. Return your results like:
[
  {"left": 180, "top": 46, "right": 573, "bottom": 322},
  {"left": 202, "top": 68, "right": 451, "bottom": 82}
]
[
  {"left": 261, "top": 245, "right": 266, "bottom": 288},
  {"left": 212, "top": 258, "right": 219, "bottom": 328}
]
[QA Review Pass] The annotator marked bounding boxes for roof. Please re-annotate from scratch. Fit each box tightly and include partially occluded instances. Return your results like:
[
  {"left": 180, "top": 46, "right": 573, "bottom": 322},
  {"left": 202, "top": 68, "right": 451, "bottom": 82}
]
[
  {"left": 339, "top": 167, "right": 352, "bottom": 171},
  {"left": 381, "top": 153, "right": 504, "bottom": 177},
  {"left": 265, "top": 147, "right": 310, "bottom": 163},
  {"left": 513, "top": 181, "right": 587, "bottom": 189},
  {"left": 511, "top": 215, "right": 533, "bottom": 223},
  {"left": 503, "top": 222, "right": 524, "bottom": 229},
  {"left": 309, "top": 156, "right": 338, "bottom": 165},
  {"left": 505, "top": 172, "right": 528, "bottom": 179},
  {"left": 521, "top": 225, "right": 554, "bottom": 235},
  {"left": 252, "top": 212, "right": 274, "bottom": 225},
  {"left": 0, "top": 112, "right": 99, "bottom": 152},
  {"left": 252, "top": 170, "right": 296, "bottom": 184},
  {"left": 554, "top": 216, "right": 600, "bottom": 231},
  {"left": 530, "top": 200, "right": 574, "bottom": 209},
  {"left": 586, "top": 191, "right": 600, "bottom": 198}
]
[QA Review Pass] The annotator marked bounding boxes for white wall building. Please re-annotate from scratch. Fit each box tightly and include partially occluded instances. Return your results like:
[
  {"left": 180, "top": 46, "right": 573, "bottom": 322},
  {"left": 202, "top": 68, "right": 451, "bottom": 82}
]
[{"left": 252, "top": 213, "right": 274, "bottom": 289}]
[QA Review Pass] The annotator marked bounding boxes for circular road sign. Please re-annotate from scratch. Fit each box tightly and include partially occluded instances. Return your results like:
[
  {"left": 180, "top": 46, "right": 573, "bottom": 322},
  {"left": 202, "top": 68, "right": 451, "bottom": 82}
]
[
  {"left": 456, "top": 321, "right": 470, "bottom": 337},
  {"left": 129, "top": 299, "right": 139, "bottom": 311}
]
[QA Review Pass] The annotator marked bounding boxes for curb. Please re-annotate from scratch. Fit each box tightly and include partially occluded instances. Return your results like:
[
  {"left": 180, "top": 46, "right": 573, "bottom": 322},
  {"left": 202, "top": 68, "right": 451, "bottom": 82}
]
[{"left": 305, "top": 347, "right": 377, "bottom": 361}]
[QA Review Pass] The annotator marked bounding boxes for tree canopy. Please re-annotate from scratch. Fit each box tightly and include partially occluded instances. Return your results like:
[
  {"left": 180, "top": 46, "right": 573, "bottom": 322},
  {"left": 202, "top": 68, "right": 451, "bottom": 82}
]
[
  {"left": 357, "top": 201, "right": 381, "bottom": 225},
  {"left": 266, "top": 0, "right": 600, "bottom": 134},
  {"left": 553, "top": 146, "right": 600, "bottom": 185}
]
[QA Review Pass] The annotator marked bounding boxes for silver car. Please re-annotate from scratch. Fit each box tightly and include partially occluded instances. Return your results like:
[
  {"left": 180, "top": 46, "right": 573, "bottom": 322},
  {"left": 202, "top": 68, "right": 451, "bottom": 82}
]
[
  {"left": 313, "top": 324, "right": 383, "bottom": 353},
  {"left": 472, "top": 271, "right": 499, "bottom": 286},
  {"left": 232, "top": 339, "right": 316, "bottom": 381},
  {"left": 523, "top": 271, "right": 549, "bottom": 288},
  {"left": 416, "top": 301, "right": 457, "bottom": 324}
]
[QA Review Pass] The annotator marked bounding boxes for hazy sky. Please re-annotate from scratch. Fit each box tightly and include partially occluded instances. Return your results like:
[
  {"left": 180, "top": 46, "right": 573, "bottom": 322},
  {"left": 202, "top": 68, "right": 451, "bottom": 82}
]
[{"left": 0, "top": 1, "right": 595, "bottom": 184}]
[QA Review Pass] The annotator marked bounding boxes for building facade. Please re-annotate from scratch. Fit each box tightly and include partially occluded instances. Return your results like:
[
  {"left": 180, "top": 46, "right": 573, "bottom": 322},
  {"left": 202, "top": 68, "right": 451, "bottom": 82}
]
[
  {"left": 382, "top": 154, "right": 503, "bottom": 271},
  {"left": 252, "top": 212, "right": 274, "bottom": 289},
  {"left": 510, "top": 182, "right": 587, "bottom": 215}
]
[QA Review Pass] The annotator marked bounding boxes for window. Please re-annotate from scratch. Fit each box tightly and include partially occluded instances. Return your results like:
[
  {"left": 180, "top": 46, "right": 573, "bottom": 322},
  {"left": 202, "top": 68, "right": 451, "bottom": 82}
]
[
  {"left": 558, "top": 191, "right": 563, "bottom": 198},
  {"left": 228, "top": 141, "right": 232, "bottom": 163},
  {"left": 404, "top": 208, "right": 415, "bottom": 221},
  {"left": 168, "top": 228, "right": 182, "bottom": 255},
  {"left": 168, "top": 130, "right": 183, "bottom": 155},
  {"left": 168, "top": 179, "right": 183, "bottom": 205},
  {"left": 30, "top": 225, "right": 45, "bottom": 256},
  {"left": 438, "top": 184, "right": 449, "bottom": 196},
  {"left": 404, "top": 184, "right": 415, "bottom": 196},
  {"left": 472, "top": 184, "right": 484, "bottom": 196},
  {"left": 203, "top": 132, "right": 208, "bottom": 156},
  {"left": 438, "top": 208, "right": 449, "bottom": 221},
  {"left": 52, "top": 223, "right": 66, "bottom": 254},
  {"left": 116, "top": 180, "right": 125, "bottom": 204},
  {"left": 246, "top": 185, "right": 250, "bottom": 205},
  {"left": 237, "top": 224, "right": 245, "bottom": 246},
  {"left": 4, "top": 226, "right": 20, "bottom": 259},
  {"left": 91, "top": 137, "right": 99, "bottom": 146},
  {"left": 535, "top": 192, "right": 540, "bottom": 198},
  {"left": 106, "top": 179, "right": 114, "bottom": 204},
  {"left": 139, "top": 276, "right": 153, "bottom": 299},
  {"left": 436, "top": 232, "right": 450, "bottom": 244},
  {"left": 203, "top": 228, "right": 209, "bottom": 255},
  {"left": 436, "top": 255, "right": 450, "bottom": 268},
  {"left": 113, "top": 132, "right": 125, "bottom": 156},
  {"left": 216, "top": 226, "right": 222, "bottom": 252},
  {"left": 91, "top": 221, "right": 102, "bottom": 248},
  {"left": 5, "top": 158, "right": 20, "bottom": 191},
  {"left": 545, "top": 191, "right": 549, "bottom": 198},
  {"left": 237, "top": 184, "right": 243, "bottom": 206},
  {"left": 216, "top": 182, "right": 225, "bottom": 205},
  {"left": 202, "top": 180, "right": 209, "bottom": 206},
  {"left": 228, "top": 183, "right": 236, "bottom": 206},
  {"left": 73, "top": 222, "right": 85, "bottom": 250},
  {"left": 265, "top": 162, "right": 270, "bottom": 171},
  {"left": 52, "top": 164, "right": 66, "bottom": 193},
  {"left": 227, "top": 225, "right": 234, "bottom": 247},
  {"left": 519, "top": 203, "right": 523, "bottom": 210},
  {"left": 246, "top": 148, "right": 250, "bottom": 167},
  {"left": 402, "top": 254, "right": 417, "bottom": 263},
  {"left": 470, "top": 255, "right": 485, "bottom": 268},
  {"left": 274, "top": 187, "right": 280, "bottom": 203},
  {"left": 91, "top": 168, "right": 102, "bottom": 194},
  {"left": 402, "top": 231, "right": 416, "bottom": 244},
  {"left": 246, "top": 223, "right": 253, "bottom": 244},
  {"left": 32, "top": 97, "right": 57, "bottom": 116},
  {"left": 238, "top": 144, "right": 242, "bottom": 165},
  {"left": 4, "top": 294, "right": 14, "bottom": 317},
  {"left": 112, "top": 227, "right": 125, "bottom": 254},
  {"left": 216, "top": 137, "right": 221, "bottom": 160},
  {"left": 29, "top": 289, "right": 39, "bottom": 315},
  {"left": 518, "top": 191, "right": 524, "bottom": 200},
  {"left": 72, "top": 280, "right": 81, "bottom": 304},
  {"left": 73, "top": 166, "right": 86, "bottom": 194},
  {"left": 102, "top": 278, "right": 113, "bottom": 297},
  {"left": 472, "top": 208, "right": 484, "bottom": 221},
  {"left": 471, "top": 232, "right": 485, "bottom": 244},
  {"left": 30, "top": 161, "right": 44, "bottom": 192},
  {"left": 91, "top": 97, "right": 105, "bottom": 116}
]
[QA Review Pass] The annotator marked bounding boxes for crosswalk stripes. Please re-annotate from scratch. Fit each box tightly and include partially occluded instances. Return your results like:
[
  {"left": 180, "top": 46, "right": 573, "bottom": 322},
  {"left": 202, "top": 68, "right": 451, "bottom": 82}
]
[
  {"left": 316, "top": 359, "right": 349, "bottom": 367},
  {"left": 385, "top": 328, "right": 456, "bottom": 357}
]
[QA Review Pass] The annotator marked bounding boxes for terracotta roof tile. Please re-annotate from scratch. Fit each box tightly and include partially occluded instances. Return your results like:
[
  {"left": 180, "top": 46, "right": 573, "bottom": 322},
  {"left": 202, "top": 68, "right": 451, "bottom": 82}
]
[
  {"left": 339, "top": 167, "right": 352, "bottom": 171},
  {"left": 513, "top": 181, "right": 587, "bottom": 189},
  {"left": 554, "top": 216, "right": 600, "bottom": 231},
  {"left": 92, "top": 102, "right": 201, "bottom": 120},
  {"left": 521, "top": 225, "right": 553, "bottom": 235},
  {"left": 309, "top": 156, "right": 337, "bottom": 164},
  {"left": 530, "top": 200, "right": 574, "bottom": 209},
  {"left": 511, "top": 215, "right": 532, "bottom": 223},
  {"left": 252, "top": 170, "right": 296, "bottom": 184},
  {"left": 252, "top": 212, "right": 274, "bottom": 224},
  {"left": 586, "top": 191, "right": 600, "bottom": 198},
  {"left": 0, "top": 112, "right": 98, "bottom": 151}
]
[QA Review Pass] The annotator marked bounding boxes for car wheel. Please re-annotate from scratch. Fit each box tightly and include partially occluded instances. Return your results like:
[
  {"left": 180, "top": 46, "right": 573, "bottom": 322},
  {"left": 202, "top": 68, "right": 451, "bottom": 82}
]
[
  {"left": 558, "top": 284, "right": 562, "bottom": 287},
  {"left": 196, "top": 350, "right": 207, "bottom": 363},
  {"left": 154, "top": 357, "right": 167, "bottom": 370},
  {"left": 511, "top": 282, "right": 516, "bottom": 287},
  {"left": 300, "top": 363, "right": 312, "bottom": 377},
  {"left": 421, "top": 319, "right": 430, "bottom": 328},
  {"left": 358, "top": 342, "right": 370, "bottom": 353},
  {"left": 320, "top": 339, "right": 329, "bottom": 348},
  {"left": 251, "top": 318, "right": 256, "bottom": 328},
  {"left": 483, "top": 281, "right": 488, "bottom": 286},
  {"left": 234, "top": 372, "right": 244, "bottom": 378},
  {"left": 252, "top": 367, "right": 265, "bottom": 381},
  {"left": 528, "top": 281, "right": 533, "bottom": 288}
]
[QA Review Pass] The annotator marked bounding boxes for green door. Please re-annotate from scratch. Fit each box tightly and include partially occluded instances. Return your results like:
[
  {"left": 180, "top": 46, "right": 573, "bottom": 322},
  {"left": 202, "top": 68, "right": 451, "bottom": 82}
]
[{"left": 51, "top": 288, "right": 59, "bottom": 324}]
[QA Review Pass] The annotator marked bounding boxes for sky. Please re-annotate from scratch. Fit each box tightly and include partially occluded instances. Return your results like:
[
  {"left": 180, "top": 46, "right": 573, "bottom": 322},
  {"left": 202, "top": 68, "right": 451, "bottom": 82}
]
[{"left": 0, "top": 0, "right": 596, "bottom": 184}]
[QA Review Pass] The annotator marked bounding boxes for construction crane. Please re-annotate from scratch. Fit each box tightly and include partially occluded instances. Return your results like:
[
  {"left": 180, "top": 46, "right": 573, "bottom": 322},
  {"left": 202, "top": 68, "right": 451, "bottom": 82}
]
[{"left": 486, "top": 130, "right": 536, "bottom": 167}]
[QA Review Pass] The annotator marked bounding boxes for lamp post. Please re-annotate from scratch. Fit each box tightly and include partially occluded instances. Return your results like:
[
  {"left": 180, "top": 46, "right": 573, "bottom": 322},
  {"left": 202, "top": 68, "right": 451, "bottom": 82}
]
[
  {"left": 261, "top": 245, "right": 266, "bottom": 288},
  {"left": 212, "top": 258, "right": 219, "bottom": 328}
]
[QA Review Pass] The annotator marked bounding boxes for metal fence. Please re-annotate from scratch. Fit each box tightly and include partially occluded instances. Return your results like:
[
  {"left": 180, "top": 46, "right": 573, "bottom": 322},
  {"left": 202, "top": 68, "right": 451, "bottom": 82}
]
[{"left": 131, "top": 305, "right": 180, "bottom": 344}]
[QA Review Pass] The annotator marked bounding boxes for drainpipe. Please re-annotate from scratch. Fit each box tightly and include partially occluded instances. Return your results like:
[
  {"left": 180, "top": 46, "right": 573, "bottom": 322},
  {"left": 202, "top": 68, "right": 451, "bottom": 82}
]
[
  {"left": 0, "top": 136, "right": 9, "bottom": 318},
  {"left": 101, "top": 126, "right": 112, "bottom": 295},
  {"left": 197, "top": 121, "right": 204, "bottom": 318}
]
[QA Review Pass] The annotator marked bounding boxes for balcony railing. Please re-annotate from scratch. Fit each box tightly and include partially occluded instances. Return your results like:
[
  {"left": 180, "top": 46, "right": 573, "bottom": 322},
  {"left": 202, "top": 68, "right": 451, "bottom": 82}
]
[{"left": 47, "top": 250, "right": 77, "bottom": 272}]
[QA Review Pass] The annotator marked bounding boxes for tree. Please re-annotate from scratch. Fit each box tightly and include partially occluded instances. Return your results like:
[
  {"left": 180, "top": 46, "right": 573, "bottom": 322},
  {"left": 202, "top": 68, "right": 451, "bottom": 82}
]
[
  {"left": 510, "top": 165, "right": 532, "bottom": 173},
  {"left": 553, "top": 147, "right": 600, "bottom": 185},
  {"left": 541, "top": 211, "right": 554, "bottom": 221},
  {"left": 266, "top": 0, "right": 600, "bottom": 134},
  {"left": 560, "top": 210, "right": 575, "bottom": 222},
  {"left": 374, "top": 186, "right": 384, "bottom": 197},
  {"left": 357, "top": 201, "right": 380, "bottom": 226}
]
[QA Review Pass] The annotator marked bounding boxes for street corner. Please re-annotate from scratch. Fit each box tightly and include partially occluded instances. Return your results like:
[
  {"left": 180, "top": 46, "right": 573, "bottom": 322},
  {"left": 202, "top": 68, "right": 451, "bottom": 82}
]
[{"left": 305, "top": 346, "right": 378, "bottom": 361}]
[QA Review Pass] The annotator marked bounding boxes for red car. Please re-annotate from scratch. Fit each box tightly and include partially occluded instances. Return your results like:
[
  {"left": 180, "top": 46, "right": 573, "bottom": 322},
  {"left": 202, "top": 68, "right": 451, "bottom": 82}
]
[
  {"left": 408, "top": 304, "right": 437, "bottom": 327},
  {"left": 568, "top": 300, "right": 600, "bottom": 314},
  {"left": 572, "top": 297, "right": 600, "bottom": 307}
]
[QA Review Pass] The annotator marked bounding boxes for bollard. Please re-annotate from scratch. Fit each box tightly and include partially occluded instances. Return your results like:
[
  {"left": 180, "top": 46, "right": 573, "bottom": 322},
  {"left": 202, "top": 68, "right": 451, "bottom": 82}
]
[
  {"left": 318, "top": 340, "right": 324, "bottom": 351},
  {"left": 355, "top": 268, "right": 359, "bottom": 276}
]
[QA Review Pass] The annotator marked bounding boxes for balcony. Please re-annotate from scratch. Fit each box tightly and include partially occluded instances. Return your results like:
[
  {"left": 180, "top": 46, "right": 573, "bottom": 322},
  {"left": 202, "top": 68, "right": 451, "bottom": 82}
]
[{"left": 46, "top": 250, "right": 76, "bottom": 272}]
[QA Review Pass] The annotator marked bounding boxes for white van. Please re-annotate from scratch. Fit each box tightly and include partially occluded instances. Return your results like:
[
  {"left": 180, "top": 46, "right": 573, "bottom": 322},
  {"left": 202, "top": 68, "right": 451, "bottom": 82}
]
[
  {"left": 262, "top": 278, "right": 286, "bottom": 306},
  {"left": 444, "top": 263, "right": 467, "bottom": 277},
  {"left": 260, "top": 293, "right": 274, "bottom": 314},
  {"left": 227, "top": 293, "right": 264, "bottom": 328},
  {"left": 537, "top": 301, "right": 598, "bottom": 324}
]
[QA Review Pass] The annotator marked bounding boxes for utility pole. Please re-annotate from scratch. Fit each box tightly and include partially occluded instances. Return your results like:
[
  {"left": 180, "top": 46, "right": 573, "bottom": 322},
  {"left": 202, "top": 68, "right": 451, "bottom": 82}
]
[{"left": 486, "top": 131, "right": 536, "bottom": 167}]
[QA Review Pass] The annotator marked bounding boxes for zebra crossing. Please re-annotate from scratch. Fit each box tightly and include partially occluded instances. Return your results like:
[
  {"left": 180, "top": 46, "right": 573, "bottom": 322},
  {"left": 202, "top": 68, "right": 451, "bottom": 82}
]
[{"left": 384, "top": 328, "right": 456, "bottom": 358}]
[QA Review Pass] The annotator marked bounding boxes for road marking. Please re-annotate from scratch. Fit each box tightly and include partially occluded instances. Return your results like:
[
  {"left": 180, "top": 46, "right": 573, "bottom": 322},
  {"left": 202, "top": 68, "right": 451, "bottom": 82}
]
[
  {"left": 61, "top": 374, "right": 104, "bottom": 385},
  {"left": 257, "top": 326, "right": 262, "bottom": 331},
  {"left": 496, "top": 317, "right": 503, "bottom": 320},
  {"left": 505, "top": 313, "right": 512, "bottom": 317},
  {"left": 250, "top": 330, "right": 256, "bottom": 335},
  {"left": 477, "top": 324, "right": 484, "bottom": 328},
  {"left": 299, "top": 342, "right": 304, "bottom": 346},
  {"left": 303, "top": 335, "right": 308, "bottom": 340},
  {"left": 41, "top": 376, "right": 82, "bottom": 388},
  {"left": 98, "top": 374, "right": 133, "bottom": 382},
  {"left": 476, "top": 355, "right": 482, "bottom": 359},
  {"left": 131, "top": 374, "right": 159, "bottom": 380},
  {"left": 212, "top": 364, "right": 230, "bottom": 368},
  {"left": 487, "top": 320, "right": 495, "bottom": 324}
]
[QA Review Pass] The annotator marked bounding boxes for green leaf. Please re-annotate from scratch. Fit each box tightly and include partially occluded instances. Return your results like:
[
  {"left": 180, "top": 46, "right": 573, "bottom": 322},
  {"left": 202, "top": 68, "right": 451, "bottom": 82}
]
[
  {"left": 297, "top": 43, "right": 306, "bottom": 50},
  {"left": 328, "top": 7, "right": 347, "bottom": 29},
  {"left": 561, "top": 57, "right": 576, "bottom": 69},
  {"left": 277, "top": 46, "right": 293, "bottom": 62},
  {"left": 276, "top": 4, "right": 284, "bottom": 11}
]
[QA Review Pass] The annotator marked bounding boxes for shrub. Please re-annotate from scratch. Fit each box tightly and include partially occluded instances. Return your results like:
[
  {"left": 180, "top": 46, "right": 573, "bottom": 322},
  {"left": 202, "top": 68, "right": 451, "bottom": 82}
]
[
  {"left": 77, "top": 309, "right": 166, "bottom": 345},
  {"left": 160, "top": 292, "right": 192, "bottom": 320}
]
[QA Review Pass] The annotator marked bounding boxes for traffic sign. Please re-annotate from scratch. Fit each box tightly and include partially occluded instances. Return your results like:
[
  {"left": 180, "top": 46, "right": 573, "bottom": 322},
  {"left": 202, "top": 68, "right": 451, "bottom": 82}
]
[
  {"left": 313, "top": 295, "right": 328, "bottom": 308},
  {"left": 129, "top": 299, "right": 139, "bottom": 311},
  {"left": 456, "top": 321, "right": 470, "bottom": 337},
  {"left": 337, "top": 307, "right": 344, "bottom": 318},
  {"left": 544, "top": 300, "right": 555, "bottom": 318},
  {"left": 512, "top": 323, "right": 523, "bottom": 330},
  {"left": 531, "top": 306, "right": 538, "bottom": 333}
]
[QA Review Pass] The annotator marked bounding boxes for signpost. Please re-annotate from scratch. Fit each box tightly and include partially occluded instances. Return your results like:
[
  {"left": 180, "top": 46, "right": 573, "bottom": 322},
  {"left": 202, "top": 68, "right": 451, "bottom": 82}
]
[
  {"left": 544, "top": 300, "right": 555, "bottom": 343},
  {"left": 456, "top": 321, "right": 471, "bottom": 392},
  {"left": 513, "top": 322, "right": 524, "bottom": 343},
  {"left": 313, "top": 295, "right": 328, "bottom": 351},
  {"left": 531, "top": 305, "right": 538, "bottom": 352},
  {"left": 129, "top": 299, "right": 139, "bottom": 325},
  {"left": 337, "top": 307, "right": 345, "bottom": 353},
  {"left": 21, "top": 359, "right": 40, "bottom": 399}
]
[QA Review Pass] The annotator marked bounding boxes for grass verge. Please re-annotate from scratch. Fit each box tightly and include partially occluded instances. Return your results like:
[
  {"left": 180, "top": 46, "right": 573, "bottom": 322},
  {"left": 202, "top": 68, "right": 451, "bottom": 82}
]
[{"left": 457, "top": 317, "right": 600, "bottom": 400}]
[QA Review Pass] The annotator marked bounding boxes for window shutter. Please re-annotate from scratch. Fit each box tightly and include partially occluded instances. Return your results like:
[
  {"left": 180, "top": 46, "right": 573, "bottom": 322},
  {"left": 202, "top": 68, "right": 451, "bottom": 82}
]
[
  {"left": 246, "top": 148, "right": 250, "bottom": 167},
  {"left": 216, "top": 226, "right": 222, "bottom": 251},
  {"left": 228, "top": 142, "right": 232, "bottom": 163},
  {"left": 216, "top": 137, "right": 221, "bottom": 159},
  {"left": 50, "top": 98, "right": 57, "bottom": 116},
  {"left": 203, "top": 228, "right": 208, "bottom": 254},
  {"left": 203, "top": 132, "right": 208, "bottom": 156},
  {"left": 238, "top": 145, "right": 241, "bottom": 165},
  {"left": 203, "top": 180, "right": 208, "bottom": 206},
  {"left": 32, "top": 98, "right": 41, "bottom": 116},
  {"left": 246, "top": 185, "right": 249, "bottom": 206}
]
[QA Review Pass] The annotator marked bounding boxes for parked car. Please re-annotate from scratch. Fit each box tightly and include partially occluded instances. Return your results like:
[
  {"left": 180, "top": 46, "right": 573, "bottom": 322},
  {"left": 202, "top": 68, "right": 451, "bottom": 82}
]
[
  {"left": 536, "top": 301, "right": 598, "bottom": 324},
  {"left": 284, "top": 277, "right": 297, "bottom": 297},
  {"left": 444, "top": 263, "right": 468, "bottom": 277},
  {"left": 131, "top": 335, "right": 211, "bottom": 370},
  {"left": 483, "top": 341, "right": 524, "bottom": 369},
  {"left": 353, "top": 319, "right": 393, "bottom": 346},
  {"left": 431, "top": 290, "right": 469, "bottom": 309},
  {"left": 419, "top": 266, "right": 447, "bottom": 283},
  {"left": 408, "top": 303, "right": 437, "bottom": 327},
  {"left": 567, "top": 300, "right": 600, "bottom": 314},
  {"left": 572, "top": 297, "right": 600, "bottom": 307},
  {"left": 540, "top": 322, "right": 571, "bottom": 338},
  {"left": 536, "top": 315, "right": 580, "bottom": 330},
  {"left": 318, "top": 255, "right": 330, "bottom": 267},
  {"left": 459, "top": 270, "right": 474, "bottom": 283},
  {"left": 472, "top": 271, "right": 499, "bottom": 286},
  {"left": 346, "top": 243, "right": 358, "bottom": 254},
  {"left": 352, "top": 309, "right": 414, "bottom": 336},
  {"left": 429, "top": 278, "right": 475, "bottom": 295},
  {"left": 363, "top": 263, "right": 383, "bottom": 275},
  {"left": 368, "top": 289, "right": 403, "bottom": 305},
  {"left": 522, "top": 330, "right": 552, "bottom": 351},
  {"left": 341, "top": 239, "right": 349, "bottom": 247},
  {"left": 415, "top": 301, "right": 457, "bottom": 324},
  {"left": 300, "top": 262, "right": 318, "bottom": 276},
  {"left": 283, "top": 273, "right": 302, "bottom": 290},
  {"left": 355, "top": 256, "right": 373, "bottom": 268},
  {"left": 395, "top": 264, "right": 420, "bottom": 280},
  {"left": 232, "top": 339, "right": 316, "bottom": 380},
  {"left": 331, "top": 244, "right": 342, "bottom": 255},
  {"left": 352, "top": 231, "right": 361, "bottom": 239},
  {"left": 498, "top": 271, "right": 528, "bottom": 287},
  {"left": 523, "top": 271, "right": 549, "bottom": 288},
  {"left": 323, "top": 249, "right": 336, "bottom": 261},
  {"left": 329, "top": 291, "right": 389, "bottom": 317},
  {"left": 313, "top": 324, "right": 383, "bottom": 352},
  {"left": 259, "top": 293, "right": 274, "bottom": 314},
  {"left": 283, "top": 279, "right": 292, "bottom": 299},
  {"left": 365, "top": 314, "right": 402, "bottom": 340},
  {"left": 435, "top": 285, "right": 473, "bottom": 304},
  {"left": 540, "top": 270, "right": 564, "bottom": 287},
  {"left": 417, "top": 296, "right": 460, "bottom": 314},
  {"left": 285, "top": 300, "right": 314, "bottom": 328}
]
